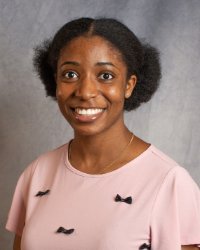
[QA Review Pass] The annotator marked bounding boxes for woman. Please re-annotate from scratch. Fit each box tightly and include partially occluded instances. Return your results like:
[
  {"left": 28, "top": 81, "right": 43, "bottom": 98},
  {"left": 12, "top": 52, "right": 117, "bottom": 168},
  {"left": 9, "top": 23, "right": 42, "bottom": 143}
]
[{"left": 6, "top": 17, "right": 200, "bottom": 250}]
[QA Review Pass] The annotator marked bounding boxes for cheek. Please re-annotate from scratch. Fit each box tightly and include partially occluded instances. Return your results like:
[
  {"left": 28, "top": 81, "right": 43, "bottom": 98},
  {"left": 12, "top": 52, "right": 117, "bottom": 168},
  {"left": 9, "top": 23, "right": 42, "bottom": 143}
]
[
  {"left": 56, "top": 83, "right": 71, "bottom": 100},
  {"left": 56, "top": 85, "right": 68, "bottom": 112},
  {"left": 56, "top": 83, "right": 62, "bottom": 99},
  {"left": 106, "top": 84, "right": 126, "bottom": 103},
  {"left": 56, "top": 88, "right": 63, "bottom": 100}
]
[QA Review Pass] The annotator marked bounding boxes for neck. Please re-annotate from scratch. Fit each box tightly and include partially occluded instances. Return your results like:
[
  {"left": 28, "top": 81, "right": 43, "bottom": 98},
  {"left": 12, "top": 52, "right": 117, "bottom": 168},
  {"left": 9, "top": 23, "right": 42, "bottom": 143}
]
[{"left": 69, "top": 124, "right": 133, "bottom": 173}]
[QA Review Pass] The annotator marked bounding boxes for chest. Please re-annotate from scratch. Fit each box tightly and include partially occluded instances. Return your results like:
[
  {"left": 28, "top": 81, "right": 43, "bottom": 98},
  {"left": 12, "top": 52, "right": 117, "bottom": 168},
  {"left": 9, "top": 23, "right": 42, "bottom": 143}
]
[{"left": 21, "top": 177, "right": 153, "bottom": 250}]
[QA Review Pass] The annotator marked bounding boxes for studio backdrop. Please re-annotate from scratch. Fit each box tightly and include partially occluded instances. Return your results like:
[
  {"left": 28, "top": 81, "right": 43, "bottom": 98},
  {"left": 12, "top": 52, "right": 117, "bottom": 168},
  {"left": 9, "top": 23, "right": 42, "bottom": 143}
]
[{"left": 0, "top": 0, "right": 200, "bottom": 248}]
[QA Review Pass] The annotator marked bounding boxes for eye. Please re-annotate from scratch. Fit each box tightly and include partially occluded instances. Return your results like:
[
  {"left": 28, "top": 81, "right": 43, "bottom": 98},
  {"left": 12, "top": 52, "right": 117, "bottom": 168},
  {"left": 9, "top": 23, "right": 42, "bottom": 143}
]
[
  {"left": 64, "top": 71, "right": 78, "bottom": 79},
  {"left": 99, "top": 72, "right": 114, "bottom": 80}
]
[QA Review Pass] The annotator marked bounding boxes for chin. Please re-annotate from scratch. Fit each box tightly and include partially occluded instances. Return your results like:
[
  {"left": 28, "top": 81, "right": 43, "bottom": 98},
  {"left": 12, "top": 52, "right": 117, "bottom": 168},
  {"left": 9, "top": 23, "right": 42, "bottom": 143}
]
[{"left": 73, "top": 126, "right": 104, "bottom": 137}]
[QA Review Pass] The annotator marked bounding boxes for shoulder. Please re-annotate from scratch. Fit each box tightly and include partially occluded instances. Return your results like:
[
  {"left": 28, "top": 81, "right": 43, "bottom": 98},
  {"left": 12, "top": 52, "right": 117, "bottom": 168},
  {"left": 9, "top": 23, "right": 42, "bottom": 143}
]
[
  {"left": 146, "top": 145, "right": 187, "bottom": 176},
  {"left": 149, "top": 148, "right": 200, "bottom": 248},
  {"left": 21, "top": 143, "right": 68, "bottom": 183},
  {"left": 15, "top": 143, "right": 69, "bottom": 202},
  {"left": 142, "top": 145, "right": 199, "bottom": 189},
  {"left": 147, "top": 145, "right": 178, "bottom": 168},
  {"left": 147, "top": 146, "right": 200, "bottom": 202},
  {"left": 136, "top": 144, "right": 179, "bottom": 180}
]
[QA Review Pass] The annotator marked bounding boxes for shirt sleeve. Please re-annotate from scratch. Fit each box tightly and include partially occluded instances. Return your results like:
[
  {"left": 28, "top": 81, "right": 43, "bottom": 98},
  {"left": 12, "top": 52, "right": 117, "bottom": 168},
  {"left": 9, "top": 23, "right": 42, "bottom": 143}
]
[
  {"left": 150, "top": 166, "right": 200, "bottom": 250},
  {"left": 5, "top": 172, "right": 26, "bottom": 236}
]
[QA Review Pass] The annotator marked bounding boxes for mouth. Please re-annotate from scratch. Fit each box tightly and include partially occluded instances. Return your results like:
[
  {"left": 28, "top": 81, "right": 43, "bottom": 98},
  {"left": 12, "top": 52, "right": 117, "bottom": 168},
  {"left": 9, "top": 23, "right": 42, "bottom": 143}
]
[
  {"left": 71, "top": 107, "right": 105, "bottom": 122},
  {"left": 74, "top": 108, "right": 104, "bottom": 115}
]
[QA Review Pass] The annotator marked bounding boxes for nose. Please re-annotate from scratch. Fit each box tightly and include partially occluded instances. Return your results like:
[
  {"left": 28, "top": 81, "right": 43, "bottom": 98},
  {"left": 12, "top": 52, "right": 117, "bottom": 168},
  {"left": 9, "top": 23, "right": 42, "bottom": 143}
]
[{"left": 75, "top": 75, "right": 98, "bottom": 100}]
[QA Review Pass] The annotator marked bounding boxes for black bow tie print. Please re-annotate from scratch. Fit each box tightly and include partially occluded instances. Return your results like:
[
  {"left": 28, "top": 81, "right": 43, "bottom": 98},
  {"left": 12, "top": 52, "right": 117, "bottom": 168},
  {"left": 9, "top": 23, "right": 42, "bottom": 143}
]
[
  {"left": 35, "top": 189, "right": 50, "bottom": 197},
  {"left": 56, "top": 227, "right": 75, "bottom": 235},
  {"left": 139, "top": 243, "right": 151, "bottom": 249},
  {"left": 115, "top": 194, "right": 132, "bottom": 204}
]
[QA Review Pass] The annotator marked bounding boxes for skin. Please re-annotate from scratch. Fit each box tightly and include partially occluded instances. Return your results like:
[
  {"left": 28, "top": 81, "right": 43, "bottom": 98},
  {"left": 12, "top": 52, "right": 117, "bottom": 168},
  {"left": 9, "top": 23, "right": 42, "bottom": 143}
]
[
  {"left": 56, "top": 35, "right": 149, "bottom": 174},
  {"left": 56, "top": 35, "right": 135, "bottom": 138},
  {"left": 13, "top": 35, "right": 199, "bottom": 249}
]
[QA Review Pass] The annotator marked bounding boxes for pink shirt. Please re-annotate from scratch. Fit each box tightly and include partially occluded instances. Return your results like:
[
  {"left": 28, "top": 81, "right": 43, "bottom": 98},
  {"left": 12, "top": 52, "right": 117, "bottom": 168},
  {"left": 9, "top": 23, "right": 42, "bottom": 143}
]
[{"left": 6, "top": 143, "right": 200, "bottom": 250}]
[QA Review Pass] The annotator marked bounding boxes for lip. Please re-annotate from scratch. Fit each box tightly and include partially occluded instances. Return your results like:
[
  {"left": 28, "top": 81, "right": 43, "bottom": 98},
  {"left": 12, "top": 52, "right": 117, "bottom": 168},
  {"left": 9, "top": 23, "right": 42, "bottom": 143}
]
[
  {"left": 71, "top": 107, "right": 106, "bottom": 122},
  {"left": 71, "top": 106, "right": 106, "bottom": 109}
]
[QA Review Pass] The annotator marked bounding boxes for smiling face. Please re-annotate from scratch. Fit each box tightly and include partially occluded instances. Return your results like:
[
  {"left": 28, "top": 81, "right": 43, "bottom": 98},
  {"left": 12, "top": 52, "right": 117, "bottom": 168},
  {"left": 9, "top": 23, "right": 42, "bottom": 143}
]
[{"left": 56, "top": 35, "right": 136, "bottom": 136}]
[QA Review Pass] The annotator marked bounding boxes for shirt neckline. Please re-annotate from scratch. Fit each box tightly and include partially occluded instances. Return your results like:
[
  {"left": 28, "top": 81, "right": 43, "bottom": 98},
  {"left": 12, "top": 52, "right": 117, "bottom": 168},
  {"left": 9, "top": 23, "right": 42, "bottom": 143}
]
[{"left": 64, "top": 142, "right": 154, "bottom": 178}]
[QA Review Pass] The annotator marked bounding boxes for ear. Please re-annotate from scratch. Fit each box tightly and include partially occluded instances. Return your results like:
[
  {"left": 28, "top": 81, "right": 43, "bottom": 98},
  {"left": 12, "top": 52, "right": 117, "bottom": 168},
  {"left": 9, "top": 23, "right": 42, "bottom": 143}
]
[{"left": 125, "top": 75, "right": 137, "bottom": 99}]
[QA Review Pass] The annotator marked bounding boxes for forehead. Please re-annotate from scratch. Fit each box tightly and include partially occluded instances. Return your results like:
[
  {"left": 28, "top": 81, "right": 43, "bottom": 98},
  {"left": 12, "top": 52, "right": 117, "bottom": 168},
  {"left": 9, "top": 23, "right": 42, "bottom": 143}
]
[{"left": 58, "top": 35, "right": 125, "bottom": 65}]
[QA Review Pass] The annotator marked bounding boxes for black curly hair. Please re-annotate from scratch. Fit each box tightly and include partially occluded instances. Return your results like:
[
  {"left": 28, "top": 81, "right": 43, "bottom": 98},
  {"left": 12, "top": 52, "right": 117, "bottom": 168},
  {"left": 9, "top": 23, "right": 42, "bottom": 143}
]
[{"left": 33, "top": 17, "right": 161, "bottom": 110}]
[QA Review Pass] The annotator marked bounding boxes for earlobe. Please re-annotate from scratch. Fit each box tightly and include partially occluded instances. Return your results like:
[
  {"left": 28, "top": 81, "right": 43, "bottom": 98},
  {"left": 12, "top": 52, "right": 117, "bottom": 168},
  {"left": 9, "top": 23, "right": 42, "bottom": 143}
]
[
  {"left": 125, "top": 75, "right": 137, "bottom": 99},
  {"left": 125, "top": 92, "right": 131, "bottom": 98}
]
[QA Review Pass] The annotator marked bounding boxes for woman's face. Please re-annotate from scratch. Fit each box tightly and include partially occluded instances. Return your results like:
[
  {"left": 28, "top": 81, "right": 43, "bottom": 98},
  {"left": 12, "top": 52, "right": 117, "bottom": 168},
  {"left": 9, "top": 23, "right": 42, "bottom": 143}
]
[{"left": 56, "top": 35, "right": 136, "bottom": 136}]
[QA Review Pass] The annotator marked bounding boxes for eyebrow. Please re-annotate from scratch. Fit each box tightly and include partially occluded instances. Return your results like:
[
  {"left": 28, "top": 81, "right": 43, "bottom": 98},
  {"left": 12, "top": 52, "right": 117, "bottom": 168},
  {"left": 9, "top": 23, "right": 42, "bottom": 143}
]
[
  {"left": 60, "top": 61, "right": 118, "bottom": 68},
  {"left": 60, "top": 61, "right": 80, "bottom": 67},
  {"left": 95, "top": 62, "right": 117, "bottom": 68}
]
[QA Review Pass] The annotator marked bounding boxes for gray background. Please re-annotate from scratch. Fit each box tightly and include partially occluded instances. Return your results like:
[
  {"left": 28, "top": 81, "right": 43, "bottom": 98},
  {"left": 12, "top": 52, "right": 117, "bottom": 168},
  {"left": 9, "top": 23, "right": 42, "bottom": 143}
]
[{"left": 1, "top": 0, "right": 200, "bottom": 248}]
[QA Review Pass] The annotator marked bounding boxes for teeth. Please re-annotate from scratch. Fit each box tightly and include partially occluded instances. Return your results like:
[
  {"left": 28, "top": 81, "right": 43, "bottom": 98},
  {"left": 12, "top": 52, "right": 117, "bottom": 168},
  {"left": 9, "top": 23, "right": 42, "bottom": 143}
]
[{"left": 75, "top": 108, "right": 104, "bottom": 115}]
